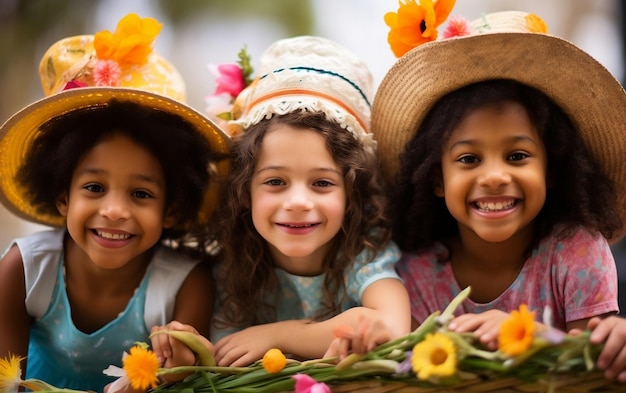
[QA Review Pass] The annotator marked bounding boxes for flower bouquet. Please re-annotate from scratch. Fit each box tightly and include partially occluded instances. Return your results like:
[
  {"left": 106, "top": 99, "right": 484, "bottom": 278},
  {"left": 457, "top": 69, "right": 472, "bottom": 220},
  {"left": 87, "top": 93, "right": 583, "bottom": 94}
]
[
  {"left": 144, "top": 288, "right": 619, "bottom": 393},
  {"left": 1, "top": 288, "right": 620, "bottom": 393}
]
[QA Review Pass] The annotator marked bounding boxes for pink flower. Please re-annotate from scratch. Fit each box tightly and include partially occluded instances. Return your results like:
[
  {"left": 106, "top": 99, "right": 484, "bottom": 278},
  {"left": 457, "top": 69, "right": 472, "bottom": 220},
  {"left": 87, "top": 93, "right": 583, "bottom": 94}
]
[
  {"left": 209, "top": 63, "right": 245, "bottom": 97},
  {"left": 292, "top": 374, "right": 330, "bottom": 393},
  {"left": 93, "top": 59, "right": 122, "bottom": 86},
  {"left": 442, "top": 15, "right": 472, "bottom": 38},
  {"left": 62, "top": 80, "right": 88, "bottom": 91}
]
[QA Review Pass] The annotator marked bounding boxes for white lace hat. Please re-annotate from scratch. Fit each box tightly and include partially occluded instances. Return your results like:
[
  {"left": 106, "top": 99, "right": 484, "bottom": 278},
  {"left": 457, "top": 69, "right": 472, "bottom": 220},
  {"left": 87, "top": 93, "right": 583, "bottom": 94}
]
[{"left": 230, "top": 35, "right": 376, "bottom": 151}]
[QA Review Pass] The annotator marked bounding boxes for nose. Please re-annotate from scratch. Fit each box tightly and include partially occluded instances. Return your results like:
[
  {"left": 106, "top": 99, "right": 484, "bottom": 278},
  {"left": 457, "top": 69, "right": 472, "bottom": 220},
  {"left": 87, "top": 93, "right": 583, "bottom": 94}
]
[
  {"left": 476, "top": 159, "right": 512, "bottom": 189},
  {"left": 99, "top": 192, "right": 131, "bottom": 221},
  {"left": 282, "top": 185, "right": 314, "bottom": 211}
]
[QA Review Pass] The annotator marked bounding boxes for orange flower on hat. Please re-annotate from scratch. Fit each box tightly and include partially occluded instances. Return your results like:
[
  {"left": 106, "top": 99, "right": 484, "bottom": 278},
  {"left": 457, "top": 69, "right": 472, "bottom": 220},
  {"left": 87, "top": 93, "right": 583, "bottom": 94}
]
[
  {"left": 525, "top": 14, "right": 548, "bottom": 34},
  {"left": 384, "top": 0, "right": 456, "bottom": 57},
  {"left": 94, "top": 13, "right": 162, "bottom": 67},
  {"left": 498, "top": 304, "right": 536, "bottom": 356}
]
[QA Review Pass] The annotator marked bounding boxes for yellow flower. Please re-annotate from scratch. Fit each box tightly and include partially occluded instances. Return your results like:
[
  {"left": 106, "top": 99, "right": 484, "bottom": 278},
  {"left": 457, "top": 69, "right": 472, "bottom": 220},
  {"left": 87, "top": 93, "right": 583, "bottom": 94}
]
[
  {"left": 411, "top": 332, "right": 457, "bottom": 380},
  {"left": 262, "top": 348, "right": 287, "bottom": 374},
  {"left": 525, "top": 13, "right": 548, "bottom": 34},
  {"left": 384, "top": 0, "right": 456, "bottom": 57},
  {"left": 0, "top": 354, "right": 23, "bottom": 393},
  {"left": 94, "top": 13, "right": 162, "bottom": 67},
  {"left": 498, "top": 304, "right": 536, "bottom": 356},
  {"left": 123, "top": 344, "right": 160, "bottom": 391}
]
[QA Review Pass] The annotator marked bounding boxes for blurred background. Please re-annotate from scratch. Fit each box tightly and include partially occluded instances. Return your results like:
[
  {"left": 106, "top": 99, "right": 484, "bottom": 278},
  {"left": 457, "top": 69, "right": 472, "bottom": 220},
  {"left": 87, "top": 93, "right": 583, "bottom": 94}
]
[{"left": 1, "top": 0, "right": 625, "bottom": 309}]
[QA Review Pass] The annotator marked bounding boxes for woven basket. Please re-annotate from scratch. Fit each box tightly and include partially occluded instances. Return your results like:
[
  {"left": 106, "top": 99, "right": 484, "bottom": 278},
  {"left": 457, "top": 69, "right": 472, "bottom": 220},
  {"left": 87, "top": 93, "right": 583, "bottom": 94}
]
[{"left": 325, "top": 372, "right": 622, "bottom": 393}]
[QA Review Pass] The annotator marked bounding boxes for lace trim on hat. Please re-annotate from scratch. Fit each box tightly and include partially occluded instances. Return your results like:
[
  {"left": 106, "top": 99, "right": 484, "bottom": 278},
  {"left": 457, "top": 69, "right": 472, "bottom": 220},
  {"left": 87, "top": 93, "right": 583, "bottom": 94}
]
[{"left": 235, "top": 98, "right": 376, "bottom": 153}]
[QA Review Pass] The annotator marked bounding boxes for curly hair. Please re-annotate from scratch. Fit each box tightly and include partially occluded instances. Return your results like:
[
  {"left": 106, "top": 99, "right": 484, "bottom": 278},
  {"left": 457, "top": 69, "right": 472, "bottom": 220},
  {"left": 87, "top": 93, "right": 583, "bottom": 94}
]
[
  {"left": 392, "top": 79, "right": 622, "bottom": 252},
  {"left": 214, "top": 110, "right": 390, "bottom": 329},
  {"left": 17, "top": 99, "right": 228, "bottom": 254}
]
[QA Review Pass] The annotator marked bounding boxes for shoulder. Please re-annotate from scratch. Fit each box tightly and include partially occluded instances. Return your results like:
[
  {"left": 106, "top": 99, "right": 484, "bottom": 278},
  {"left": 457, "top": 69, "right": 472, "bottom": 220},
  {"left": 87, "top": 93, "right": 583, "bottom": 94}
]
[
  {"left": 0, "top": 245, "right": 25, "bottom": 283},
  {"left": 396, "top": 242, "right": 449, "bottom": 275},
  {"left": 537, "top": 226, "right": 611, "bottom": 259}
]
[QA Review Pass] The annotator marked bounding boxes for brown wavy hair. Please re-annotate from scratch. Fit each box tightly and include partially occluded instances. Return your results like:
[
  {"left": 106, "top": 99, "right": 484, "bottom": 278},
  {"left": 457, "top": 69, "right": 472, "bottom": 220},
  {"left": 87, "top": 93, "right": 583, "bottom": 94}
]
[
  {"left": 214, "top": 110, "right": 390, "bottom": 329},
  {"left": 391, "top": 79, "right": 622, "bottom": 253}
]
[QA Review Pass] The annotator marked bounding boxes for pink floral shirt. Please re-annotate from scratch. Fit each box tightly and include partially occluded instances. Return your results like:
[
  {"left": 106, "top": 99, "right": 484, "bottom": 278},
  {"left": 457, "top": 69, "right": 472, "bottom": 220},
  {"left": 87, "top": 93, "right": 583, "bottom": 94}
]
[{"left": 396, "top": 227, "right": 618, "bottom": 331}]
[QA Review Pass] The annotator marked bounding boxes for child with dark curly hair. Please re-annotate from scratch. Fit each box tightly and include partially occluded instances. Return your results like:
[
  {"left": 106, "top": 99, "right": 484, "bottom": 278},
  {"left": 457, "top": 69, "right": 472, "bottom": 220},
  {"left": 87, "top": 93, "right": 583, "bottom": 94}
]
[
  {"left": 373, "top": 7, "right": 626, "bottom": 382},
  {"left": 205, "top": 35, "right": 411, "bottom": 366},
  {"left": 0, "top": 14, "right": 229, "bottom": 392}
]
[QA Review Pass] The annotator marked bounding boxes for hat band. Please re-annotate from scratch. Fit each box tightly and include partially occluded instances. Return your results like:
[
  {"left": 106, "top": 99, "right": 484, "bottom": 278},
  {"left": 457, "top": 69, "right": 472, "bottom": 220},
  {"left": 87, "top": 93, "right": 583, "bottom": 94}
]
[
  {"left": 248, "top": 88, "right": 368, "bottom": 133},
  {"left": 261, "top": 66, "right": 371, "bottom": 107}
]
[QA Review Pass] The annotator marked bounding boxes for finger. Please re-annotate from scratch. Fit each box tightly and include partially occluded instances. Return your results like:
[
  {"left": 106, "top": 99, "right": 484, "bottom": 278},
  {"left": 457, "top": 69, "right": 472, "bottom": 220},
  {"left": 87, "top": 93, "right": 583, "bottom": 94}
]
[{"left": 150, "top": 326, "right": 173, "bottom": 362}]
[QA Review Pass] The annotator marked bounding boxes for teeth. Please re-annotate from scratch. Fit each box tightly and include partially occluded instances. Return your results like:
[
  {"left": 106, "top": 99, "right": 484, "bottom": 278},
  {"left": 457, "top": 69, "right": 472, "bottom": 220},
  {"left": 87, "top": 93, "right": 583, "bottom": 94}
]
[
  {"left": 97, "top": 231, "right": 130, "bottom": 240},
  {"left": 475, "top": 200, "right": 514, "bottom": 212},
  {"left": 284, "top": 223, "right": 314, "bottom": 228}
]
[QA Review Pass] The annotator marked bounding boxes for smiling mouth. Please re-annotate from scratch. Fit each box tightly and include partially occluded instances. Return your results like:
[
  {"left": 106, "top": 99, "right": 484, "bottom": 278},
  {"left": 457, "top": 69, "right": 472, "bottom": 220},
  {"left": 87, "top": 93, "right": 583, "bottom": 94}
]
[
  {"left": 278, "top": 223, "right": 319, "bottom": 228},
  {"left": 473, "top": 200, "right": 516, "bottom": 212},
  {"left": 95, "top": 230, "right": 132, "bottom": 240}
]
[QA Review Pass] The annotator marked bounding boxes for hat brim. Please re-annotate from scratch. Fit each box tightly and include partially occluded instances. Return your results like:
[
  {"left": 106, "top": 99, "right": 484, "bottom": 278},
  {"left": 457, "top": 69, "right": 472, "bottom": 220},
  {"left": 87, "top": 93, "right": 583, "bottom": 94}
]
[
  {"left": 373, "top": 32, "right": 626, "bottom": 232},
  {"left": 0, "top": 87, "right": 231, "bottom": 227}
]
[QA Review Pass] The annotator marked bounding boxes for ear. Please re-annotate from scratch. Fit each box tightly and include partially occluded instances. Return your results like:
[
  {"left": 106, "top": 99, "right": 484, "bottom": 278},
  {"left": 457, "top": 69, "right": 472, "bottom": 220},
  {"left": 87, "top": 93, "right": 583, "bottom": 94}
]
[
  {"left": 162, "top": 207, "right": 177, "bottom": 229},
  {"left": 56, "top": 194, "right": 69, "bottom": 217}
]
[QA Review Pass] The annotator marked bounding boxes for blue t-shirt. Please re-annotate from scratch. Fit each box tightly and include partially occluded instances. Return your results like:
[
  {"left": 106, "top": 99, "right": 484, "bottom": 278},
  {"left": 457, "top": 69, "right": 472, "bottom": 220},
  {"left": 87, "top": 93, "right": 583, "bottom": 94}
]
[
  {"left": 7, "top": 229, "right": 198, "bottom": 392},
  {"left": 212, "top": 241, "right": 402, "bottom": 341}
]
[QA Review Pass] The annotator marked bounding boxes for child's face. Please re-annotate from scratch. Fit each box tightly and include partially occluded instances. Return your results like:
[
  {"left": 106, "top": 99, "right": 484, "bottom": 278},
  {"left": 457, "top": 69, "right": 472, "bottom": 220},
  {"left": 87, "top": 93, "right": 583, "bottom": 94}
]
[
  {"left": 250, "top": 124, "right": 346, "bottom": 275},
  {"left": 436, "top": 101, "right": 548, "bottom": 244},
  {"left": 56, "top": 133, "right": 174, "bottom": 269}
]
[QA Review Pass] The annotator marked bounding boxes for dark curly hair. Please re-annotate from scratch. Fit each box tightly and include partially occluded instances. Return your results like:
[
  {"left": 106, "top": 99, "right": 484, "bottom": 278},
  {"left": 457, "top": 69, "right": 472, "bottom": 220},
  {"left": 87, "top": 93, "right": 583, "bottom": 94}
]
[
  {"left": 17, "top": 99, "right": 228, "bottom": 254},
  {"left": 214, "top": 110, "right": 390, "bottom": 329},
  {"left": 392, "top": 79, "right": 622, "bottom": 252}
]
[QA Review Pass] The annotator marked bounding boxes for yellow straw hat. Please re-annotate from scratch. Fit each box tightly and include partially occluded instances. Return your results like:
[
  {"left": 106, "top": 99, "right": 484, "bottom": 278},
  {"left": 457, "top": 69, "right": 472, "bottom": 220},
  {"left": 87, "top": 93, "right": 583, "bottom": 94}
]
[
  {"left": 0, "top": 13, "right": 230, "bottom": 227},
  {"left": 372, "top": 9, "right": 626, "bottom": 228}
]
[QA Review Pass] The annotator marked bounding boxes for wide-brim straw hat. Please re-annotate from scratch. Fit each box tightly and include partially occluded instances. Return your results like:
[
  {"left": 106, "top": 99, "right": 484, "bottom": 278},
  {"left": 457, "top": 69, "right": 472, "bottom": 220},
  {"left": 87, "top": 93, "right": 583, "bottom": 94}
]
[
  {"left": 229, "top": 35, "right": 377, "bottom": 151},
  {"left": 372, "top": 11, "right": 626, "bottom": 229},
  {"left": 0, "top": 14, "right": 230, "bottom": 227}
]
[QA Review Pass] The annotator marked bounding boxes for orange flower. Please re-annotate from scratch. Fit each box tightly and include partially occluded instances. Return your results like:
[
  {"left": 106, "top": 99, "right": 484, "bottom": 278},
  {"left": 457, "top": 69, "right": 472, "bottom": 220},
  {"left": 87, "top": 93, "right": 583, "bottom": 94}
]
[
  {"left": 122, "top": 344, "right": 160, "bottom": 391},
  {"left": 525, "top": 14, "right": 548, "bottom": 34},
  {"left": 498, "top": 304, "right": 536, "bottom": 356},
  {"left": 384, "top": 0, "right": 456, "bottom": 57},
  {"left": 94, "top": 13, "right": 162, "bottom": 67},
  {"left": 262, "top": 348, "right": 287, "bottom": 374}
]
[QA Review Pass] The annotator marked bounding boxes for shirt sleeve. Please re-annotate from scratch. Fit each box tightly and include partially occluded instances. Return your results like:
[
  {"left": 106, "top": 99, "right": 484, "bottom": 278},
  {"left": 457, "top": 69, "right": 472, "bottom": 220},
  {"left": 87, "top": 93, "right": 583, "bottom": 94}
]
[
  {"left": 557, "top": 229, "right": 619, "bottom": 322},
  {"left": 345, "top": 241, "right": 402, "bottom": 302}
]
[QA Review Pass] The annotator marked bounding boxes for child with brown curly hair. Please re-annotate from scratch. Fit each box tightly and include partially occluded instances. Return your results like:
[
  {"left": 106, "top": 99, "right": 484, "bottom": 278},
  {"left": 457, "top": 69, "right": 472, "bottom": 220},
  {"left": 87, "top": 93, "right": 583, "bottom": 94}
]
[{"left": 205, "top": 35, "right": 411, "bottom": 367}]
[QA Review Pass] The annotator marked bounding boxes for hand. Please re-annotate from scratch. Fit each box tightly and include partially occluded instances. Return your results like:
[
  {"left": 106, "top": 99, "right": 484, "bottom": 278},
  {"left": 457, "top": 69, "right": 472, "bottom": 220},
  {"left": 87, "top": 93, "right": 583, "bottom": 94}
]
[
  {"left": 323, "top": 316, "right": 392, "bottom": 360},
  {"left": 214, "top": 324, "right": 279, "bottom": 367},
  {"left": 587, "top": 316, "right": 626, "bottom": 382},
  {"left": 150, "top": 321, "right": 213, "bottom": 369},
  {"left": 448, "top": 310, "right": 510, "bottom": 350}
]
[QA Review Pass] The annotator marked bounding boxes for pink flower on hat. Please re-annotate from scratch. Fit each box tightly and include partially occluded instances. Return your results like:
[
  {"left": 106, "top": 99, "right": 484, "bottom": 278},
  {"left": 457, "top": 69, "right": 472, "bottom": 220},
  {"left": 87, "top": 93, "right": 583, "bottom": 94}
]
[
  {"left": 210, "top": 63, "right": 246, "bottom": 98},
  {"left": 442, "top": 15, "right": 472, "bottom": 38},
  {"left": 93, "top": 59, "right": 122, "bottom": 86}
]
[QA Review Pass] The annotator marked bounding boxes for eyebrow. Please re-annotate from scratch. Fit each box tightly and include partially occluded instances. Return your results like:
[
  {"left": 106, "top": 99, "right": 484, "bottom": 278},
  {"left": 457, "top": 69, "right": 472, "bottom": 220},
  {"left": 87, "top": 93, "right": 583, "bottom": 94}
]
[
  {"left": 255, "top": 165, "right": 342, "bottom": 176},
  {"left": 447, "top": 134, "right": 539, "bottom": 152},
  {"left": 77, "top": 167, "right": 163, "bottom": 185}
]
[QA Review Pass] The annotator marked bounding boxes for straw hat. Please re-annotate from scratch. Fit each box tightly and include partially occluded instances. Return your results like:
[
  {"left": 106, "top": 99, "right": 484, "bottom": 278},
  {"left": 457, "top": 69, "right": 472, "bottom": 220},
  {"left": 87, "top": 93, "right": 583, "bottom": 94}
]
[
  {"left": 372, "top": 10, "right": 626, "bottom": 225},
  {"left": 0, "top": 13, "right": 230, "bottom": 227},
  {"left": 229, "top": 35, "right": 376, "bottom": 151}
]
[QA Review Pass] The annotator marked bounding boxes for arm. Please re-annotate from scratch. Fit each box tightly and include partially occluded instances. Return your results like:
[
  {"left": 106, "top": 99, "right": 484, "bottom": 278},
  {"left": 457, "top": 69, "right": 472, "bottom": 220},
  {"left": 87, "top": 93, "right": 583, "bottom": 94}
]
[
  {"left": 150, "top": 262, "right": 214, "bottom": 370},
  {"left": 214, "top": 278, "right": 411, "bottom": 366},
  {"left": 0, "top": 246, "right": 31, "bottom": 373}
]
